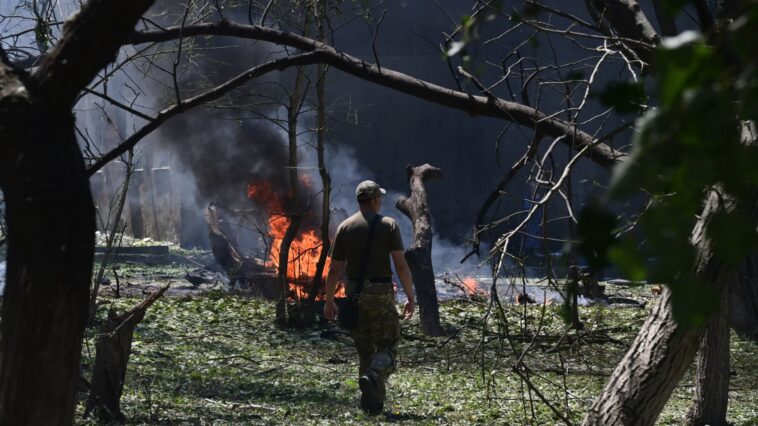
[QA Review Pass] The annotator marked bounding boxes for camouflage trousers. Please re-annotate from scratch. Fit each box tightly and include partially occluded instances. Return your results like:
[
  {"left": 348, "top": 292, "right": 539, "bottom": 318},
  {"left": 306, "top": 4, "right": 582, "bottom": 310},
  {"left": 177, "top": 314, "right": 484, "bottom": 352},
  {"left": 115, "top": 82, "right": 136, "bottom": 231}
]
[{"left": 348, "top": 282, "right": 401, "bottom": 385}]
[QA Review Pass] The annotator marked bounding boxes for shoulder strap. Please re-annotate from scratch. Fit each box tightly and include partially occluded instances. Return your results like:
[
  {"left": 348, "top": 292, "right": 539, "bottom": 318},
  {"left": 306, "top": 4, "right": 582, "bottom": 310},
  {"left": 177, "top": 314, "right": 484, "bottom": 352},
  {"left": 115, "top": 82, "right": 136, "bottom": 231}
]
[{"left": 354, "top": 214, "right": 382, "bottom": 296}]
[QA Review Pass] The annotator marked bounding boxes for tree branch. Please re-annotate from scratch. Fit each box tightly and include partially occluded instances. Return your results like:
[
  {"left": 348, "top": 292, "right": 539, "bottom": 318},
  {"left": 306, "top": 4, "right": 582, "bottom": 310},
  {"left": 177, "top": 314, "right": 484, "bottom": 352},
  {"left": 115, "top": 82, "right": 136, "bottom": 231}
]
[
  {"left": 587, "top": 0, "right": 660, "bottom": 66},
  {"left": 87, "top": 52, "right": 324, "bottom": 175},
  {"left": 126, "top": 21, "right": 625, "bottom": 169},
  {"left": 461, "top": 131, "right": 545, "bottom": 263},
  {"left": 32, "top": 0, "right": 155, "bottom": 109}
]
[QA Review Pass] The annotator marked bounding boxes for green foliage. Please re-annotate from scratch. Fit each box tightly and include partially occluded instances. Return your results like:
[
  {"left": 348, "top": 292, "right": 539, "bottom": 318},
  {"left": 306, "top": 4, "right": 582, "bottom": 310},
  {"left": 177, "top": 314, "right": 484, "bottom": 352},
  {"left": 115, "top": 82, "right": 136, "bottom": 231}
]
[
  {"left": 660, "top": 0, "right": 696, "bottom": 16},
  {"left": 709, "top": 210, "right": 758, "bottom": 266},
  {"left": 446, "top": 3, "right": 502, "bottom": 69},
  {"left": 577, "top": 201, "right": 618, "bottom": 270},
  {"left": 445, "top": 14, "right": 478, "bottom": 62},
  {"left": 598, "top": 81, "right": 647, "bottom": 113},
  {"left": 579, "top": 7, "right": 758, "bottom": 326}
]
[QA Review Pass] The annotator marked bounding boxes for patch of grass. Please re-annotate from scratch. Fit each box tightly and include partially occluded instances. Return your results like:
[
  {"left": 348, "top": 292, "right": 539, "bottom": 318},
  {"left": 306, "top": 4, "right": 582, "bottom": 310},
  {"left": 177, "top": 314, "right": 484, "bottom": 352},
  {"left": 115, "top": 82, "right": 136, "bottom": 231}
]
[{"left": 76, "top": 289, "right": 758, "bottom": 425}]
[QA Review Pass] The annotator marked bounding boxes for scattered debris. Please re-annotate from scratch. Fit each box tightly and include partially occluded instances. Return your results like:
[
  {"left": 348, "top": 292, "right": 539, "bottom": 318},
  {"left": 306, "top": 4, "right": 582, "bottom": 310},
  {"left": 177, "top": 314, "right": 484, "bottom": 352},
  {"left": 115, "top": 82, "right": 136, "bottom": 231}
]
[
  {"left": 184, "top": 268, "right": 227, "bottom": 286},
  {"left": 606, "top": 297, "right": 646, "bottom": 308},
  {"left": 515, "top": 293, "right": 537, "bottom": 305}
]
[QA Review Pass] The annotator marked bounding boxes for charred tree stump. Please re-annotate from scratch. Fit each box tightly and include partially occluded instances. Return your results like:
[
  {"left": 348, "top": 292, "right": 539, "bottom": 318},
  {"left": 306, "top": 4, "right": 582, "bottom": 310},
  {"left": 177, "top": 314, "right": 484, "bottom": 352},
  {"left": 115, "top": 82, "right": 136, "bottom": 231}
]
[
  {"left": 397, "top": 164, "right": 444, "bottom": 337},
  {"left": 84, "top": 284, "right": 169, "bottom": 423},
  {"left": 205, "top": 203, "right": 268, "bottom": 290},
  {"left": 206, "top": 203, "right": 243, "bottom": 284}
]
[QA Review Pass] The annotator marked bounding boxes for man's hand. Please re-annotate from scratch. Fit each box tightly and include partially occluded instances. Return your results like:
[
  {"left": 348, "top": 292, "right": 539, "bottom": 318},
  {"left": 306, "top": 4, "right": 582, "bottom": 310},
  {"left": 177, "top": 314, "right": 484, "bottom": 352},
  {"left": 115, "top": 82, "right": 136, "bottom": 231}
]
[
  {"left": 391, "top": 250, "right": 416, "bottom": 321},
  {"left": 324, "top": 298, "right": 338, "bottom": 321},
  {"left": 402, "top": 299, "right": 415, "bottom": 320},
  {"left": 324, "top": 259, "right": 344, "bottom": 321}
]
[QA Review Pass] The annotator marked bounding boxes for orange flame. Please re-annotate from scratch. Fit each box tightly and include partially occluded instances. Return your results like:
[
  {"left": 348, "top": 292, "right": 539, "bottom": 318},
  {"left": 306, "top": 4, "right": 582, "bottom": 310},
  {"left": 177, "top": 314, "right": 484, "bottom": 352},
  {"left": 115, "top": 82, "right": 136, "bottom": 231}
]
[
  {"left": 248, "top": 182, "right": 344, "bottom": 301},
  {"left": 460, "top": 277, "right": 484, "bottom": 296}
]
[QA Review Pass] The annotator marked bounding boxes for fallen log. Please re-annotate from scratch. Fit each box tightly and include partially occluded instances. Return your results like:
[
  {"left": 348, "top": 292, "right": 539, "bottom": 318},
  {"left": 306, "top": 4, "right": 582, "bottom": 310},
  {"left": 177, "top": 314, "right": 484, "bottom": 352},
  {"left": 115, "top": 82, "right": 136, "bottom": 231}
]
[
  {"left": 397, "top": 164, "right": 445, "bottom": 336},
  {"left": 83, "top": 284, "right": 169, "bottom": 422}
]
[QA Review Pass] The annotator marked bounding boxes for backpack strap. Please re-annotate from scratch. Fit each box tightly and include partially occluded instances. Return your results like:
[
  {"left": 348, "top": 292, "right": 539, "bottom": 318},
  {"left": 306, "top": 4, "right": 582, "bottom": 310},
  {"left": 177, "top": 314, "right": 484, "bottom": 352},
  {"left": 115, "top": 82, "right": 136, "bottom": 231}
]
[{"left": 354, "top": 213, "right": 382, "bottom": 296}]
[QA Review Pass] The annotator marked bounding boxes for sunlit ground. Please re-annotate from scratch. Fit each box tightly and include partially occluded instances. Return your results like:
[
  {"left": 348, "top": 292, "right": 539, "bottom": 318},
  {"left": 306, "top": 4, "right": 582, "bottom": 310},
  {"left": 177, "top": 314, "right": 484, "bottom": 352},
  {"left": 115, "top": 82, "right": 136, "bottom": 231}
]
[{"left": 74, "top": 279, "right": 758, "bottom": 425}]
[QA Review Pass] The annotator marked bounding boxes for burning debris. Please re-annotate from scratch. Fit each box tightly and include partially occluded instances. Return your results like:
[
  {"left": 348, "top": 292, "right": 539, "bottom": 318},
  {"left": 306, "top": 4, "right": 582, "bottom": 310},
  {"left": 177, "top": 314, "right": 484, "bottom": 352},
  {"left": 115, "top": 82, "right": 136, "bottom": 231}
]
[
  {"left": 204, "top": 203, "right": 275, "bottom": 295},
  {"left": 441, "top": 273, "right": 487, "bottom": 299},
  {"left": 460, "top": 277, "right": 484, "bottom": 297},
  {"left": 247, "top": 181, "right": 346, "bottom": 302},
  {"left": 195, "top": 177, "right": 345, "bottom": 307}
]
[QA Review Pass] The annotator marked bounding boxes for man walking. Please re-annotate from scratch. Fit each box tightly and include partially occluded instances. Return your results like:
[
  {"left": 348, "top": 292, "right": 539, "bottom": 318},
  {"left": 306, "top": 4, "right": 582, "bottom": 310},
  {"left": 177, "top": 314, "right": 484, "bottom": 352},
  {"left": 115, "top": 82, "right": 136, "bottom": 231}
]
[{"left": 324, "top": 180, "right": 415, "bottom": 416}]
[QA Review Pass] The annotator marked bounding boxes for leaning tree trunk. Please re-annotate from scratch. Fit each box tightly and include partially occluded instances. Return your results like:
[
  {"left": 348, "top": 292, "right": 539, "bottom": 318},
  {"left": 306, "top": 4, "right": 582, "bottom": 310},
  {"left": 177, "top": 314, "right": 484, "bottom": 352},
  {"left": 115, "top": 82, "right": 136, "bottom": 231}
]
[
  {"left": 686, "top": 279, "right": 732, "bottom": 426},
  {"left": 687, "top": 120, "right": 758, "bottom": 425},
  {"left": 84, "top": 284, "right": 169, "bottom": 422},
  {"left": 397, "top": 164, "right": 444, "bottom": 337},
  {"left": 582, "top": 187, "right": 758, "bottom": 425}
]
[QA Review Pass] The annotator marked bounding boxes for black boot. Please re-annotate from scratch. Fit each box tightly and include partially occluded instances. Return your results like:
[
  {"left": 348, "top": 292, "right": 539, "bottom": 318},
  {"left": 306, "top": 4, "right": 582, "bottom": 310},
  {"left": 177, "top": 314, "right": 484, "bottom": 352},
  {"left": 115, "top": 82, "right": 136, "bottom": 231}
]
[{"left": 359, "top": 372, "right": 383, "bottom": 416}]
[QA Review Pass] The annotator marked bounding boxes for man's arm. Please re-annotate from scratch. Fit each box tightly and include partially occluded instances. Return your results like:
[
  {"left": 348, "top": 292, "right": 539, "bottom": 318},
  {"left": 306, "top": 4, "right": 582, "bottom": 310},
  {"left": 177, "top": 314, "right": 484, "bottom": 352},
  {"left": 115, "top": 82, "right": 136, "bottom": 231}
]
[
  {"left": 391, "top": 250, "right": 415, "bottom": 320},
  {"left": 324, "top": 259, "right": 345, "bottom": 321}
]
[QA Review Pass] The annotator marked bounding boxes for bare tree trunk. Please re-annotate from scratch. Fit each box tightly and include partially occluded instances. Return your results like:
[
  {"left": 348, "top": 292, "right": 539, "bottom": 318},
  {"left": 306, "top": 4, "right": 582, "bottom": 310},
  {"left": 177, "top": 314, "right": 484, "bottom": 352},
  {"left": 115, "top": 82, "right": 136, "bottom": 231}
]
[
  {"left": 730, "top": 122, "right": 758, "bottom": 337},
  {"left": 730, "top": 254, "right": 758, "bottom": 337},
  {"left": 309, "top": 62, "right": 331, "bottom": 303},
  {"left": 276, "top": 64, "right": 306, "bottom": 324},
  {"left": 84, "top": 284, "right": 168, "bottom": 422},
  {"left": 567, "top": 266, "right": 584, "bottom": 329},
  {"left": 687, "top": 121, "right": 758, "bottom": 425},
  {"left": 0, "top": 1, "right": 158, "bottom": 422},
  {"left": 397, "top": 164, "right": 444, "bottom": 337},
  {"left": 0, "top": 110, "right": 96, "bottom": 425},
  {"left": 582, "top": 187, "right": 758, "bottom": 425},
  {"left": 686, "top": 280, "right": 731, "bottom": 426}
]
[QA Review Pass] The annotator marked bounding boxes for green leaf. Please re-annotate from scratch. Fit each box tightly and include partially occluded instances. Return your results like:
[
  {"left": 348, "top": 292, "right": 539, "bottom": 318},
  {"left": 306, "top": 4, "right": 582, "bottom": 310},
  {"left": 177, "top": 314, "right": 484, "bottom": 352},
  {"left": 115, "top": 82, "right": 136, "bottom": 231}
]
[
  {"left": 577, "top": 202, "right": 618, "bottom": 271},
  {"left": 708, "top": 211, "right": 758, "bottom": 266},
  {"left": 609, "top": 242, "right": 646, "bottom": 282},
  {"left": 598, "top": 81, "right": 647, "bottom": 113},
  {"left": 660, "top": 0, "right": 691, "bottom": 16},
  {"left": 669, "top": 280, "right": 717, "bottom": 327}
]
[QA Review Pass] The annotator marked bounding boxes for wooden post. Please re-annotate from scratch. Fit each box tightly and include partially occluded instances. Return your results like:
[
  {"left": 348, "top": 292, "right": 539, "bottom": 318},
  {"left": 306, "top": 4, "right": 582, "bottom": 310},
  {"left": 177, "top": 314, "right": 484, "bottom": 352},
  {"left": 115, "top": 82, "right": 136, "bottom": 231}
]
[
  {"left": 90, "top": 171, "right": 106, "bottom": 231},
  {"left": 127, "top": 168, "right": 145, "bottom": 239},
  {"left": 397, "top": 164, "right": 444, "bottom": 336}
]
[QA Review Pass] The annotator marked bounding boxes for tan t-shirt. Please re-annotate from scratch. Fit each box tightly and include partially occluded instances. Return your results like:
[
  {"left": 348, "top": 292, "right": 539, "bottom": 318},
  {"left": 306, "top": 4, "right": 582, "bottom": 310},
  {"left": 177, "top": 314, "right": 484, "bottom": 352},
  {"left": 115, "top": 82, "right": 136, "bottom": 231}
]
[{"left": 329, "top": 211, "right": 404, "bottom": 279}]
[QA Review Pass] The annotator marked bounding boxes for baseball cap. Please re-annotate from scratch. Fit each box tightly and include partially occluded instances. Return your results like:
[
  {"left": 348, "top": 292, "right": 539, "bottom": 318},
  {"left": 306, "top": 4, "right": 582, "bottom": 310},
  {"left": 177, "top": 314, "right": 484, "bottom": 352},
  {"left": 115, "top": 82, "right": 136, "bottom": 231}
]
[{"left": 355, "top": 180, "right": 386, "bottom": 199}]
